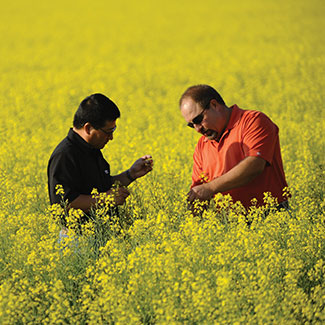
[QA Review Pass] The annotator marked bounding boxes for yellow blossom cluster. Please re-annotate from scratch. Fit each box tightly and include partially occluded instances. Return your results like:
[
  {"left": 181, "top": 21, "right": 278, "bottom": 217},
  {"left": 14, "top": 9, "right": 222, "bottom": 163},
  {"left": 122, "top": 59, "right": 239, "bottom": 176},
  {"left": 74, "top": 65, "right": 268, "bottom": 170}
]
[{"left": 0, "top": 0, "right": 324, "bottom": 323}]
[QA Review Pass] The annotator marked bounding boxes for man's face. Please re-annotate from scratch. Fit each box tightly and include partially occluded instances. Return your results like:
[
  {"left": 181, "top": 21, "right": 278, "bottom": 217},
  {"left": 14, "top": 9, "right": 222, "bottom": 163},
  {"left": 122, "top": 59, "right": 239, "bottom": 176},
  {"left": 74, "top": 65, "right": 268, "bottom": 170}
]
[
  {"left": 180, "top": 97, "right": 228, "bottom": 141},
  {"left": 88, "top": 120, "right": 117, "bottom": 149}
]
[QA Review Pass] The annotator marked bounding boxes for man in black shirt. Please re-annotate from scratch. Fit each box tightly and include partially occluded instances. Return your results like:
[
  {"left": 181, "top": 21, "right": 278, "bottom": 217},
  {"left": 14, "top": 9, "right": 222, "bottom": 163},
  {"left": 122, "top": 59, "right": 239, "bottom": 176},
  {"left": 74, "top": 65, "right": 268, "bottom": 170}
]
[{"left": 48, "top": 93, "right": 153, "bottom": 213}]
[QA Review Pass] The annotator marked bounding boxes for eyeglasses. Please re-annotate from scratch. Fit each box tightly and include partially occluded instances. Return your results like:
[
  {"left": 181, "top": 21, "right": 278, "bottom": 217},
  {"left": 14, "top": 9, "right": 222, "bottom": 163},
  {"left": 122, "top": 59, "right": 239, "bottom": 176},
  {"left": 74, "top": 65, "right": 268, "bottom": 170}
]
[
  {"left": 99, "top": 125, "right": 117, "bottom": 135},
  {"left": 187, "top": 108, "right": 207, "bottom": 128}
]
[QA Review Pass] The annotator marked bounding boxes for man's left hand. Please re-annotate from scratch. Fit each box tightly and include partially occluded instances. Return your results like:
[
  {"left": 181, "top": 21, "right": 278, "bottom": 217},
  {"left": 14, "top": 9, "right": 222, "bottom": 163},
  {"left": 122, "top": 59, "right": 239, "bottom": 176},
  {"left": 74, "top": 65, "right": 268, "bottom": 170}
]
[
  {"left": 187, "top": 183, "right": 214, "bottom": 202},
  {"left": 129, "top": 155, "right": 153, "bottom": 180}
]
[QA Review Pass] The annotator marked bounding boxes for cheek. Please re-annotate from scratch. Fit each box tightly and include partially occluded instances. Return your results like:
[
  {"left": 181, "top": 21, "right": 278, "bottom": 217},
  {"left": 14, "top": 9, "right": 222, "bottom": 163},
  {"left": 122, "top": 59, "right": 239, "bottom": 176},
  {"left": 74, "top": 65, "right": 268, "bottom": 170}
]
[{"left": 204, "top": 120, "right": 214, "bottom": 130}]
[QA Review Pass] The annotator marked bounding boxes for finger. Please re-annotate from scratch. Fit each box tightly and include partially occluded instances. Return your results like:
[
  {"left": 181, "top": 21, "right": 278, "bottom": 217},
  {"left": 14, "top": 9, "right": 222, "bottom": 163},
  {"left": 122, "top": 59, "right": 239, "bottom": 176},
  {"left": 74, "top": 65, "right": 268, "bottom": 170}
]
[
  {"left": 123, "top": 189, "right": 130, "bottom": 196},
  {"left": 117, "top": 192, "right": 128, "bottom": 201},
  {"left": 145, "top": 160, "right": 153, "bottom": 168},
  {"left": 142, "top": 156, "right": 153, "bottom": 166},
  {"left": 119, "top": 194, "right": 128, "bottom": 200},
  {"left": 120, "top": 187, "right": 130, "bottom": 195},
  {"left": 145, "top": 164, "right": 153, "bottom": 171},
  {"left": 141, "top": 155, "right": 152, "bottom": 160},
  {"left": 189, "top": 190, "right": 198, "bottom": 203},
  {"left": 117, "top": 188, "right": 129, "bottom": 196}
]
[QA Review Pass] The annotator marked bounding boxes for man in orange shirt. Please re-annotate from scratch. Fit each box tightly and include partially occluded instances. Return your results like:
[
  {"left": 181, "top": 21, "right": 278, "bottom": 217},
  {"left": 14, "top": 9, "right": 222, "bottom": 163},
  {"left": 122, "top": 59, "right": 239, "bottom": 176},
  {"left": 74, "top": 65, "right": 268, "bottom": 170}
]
[{"left": 179, "top": 84, "right": 289, "bottom": 210}]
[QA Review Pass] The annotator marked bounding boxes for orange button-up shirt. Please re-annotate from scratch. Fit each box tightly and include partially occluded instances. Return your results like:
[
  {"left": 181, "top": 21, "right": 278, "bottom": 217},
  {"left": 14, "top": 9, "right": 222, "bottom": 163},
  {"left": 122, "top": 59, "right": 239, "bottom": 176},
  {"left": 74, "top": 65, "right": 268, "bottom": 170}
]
[{"left": 191, "top": 105, "right": 288, "bottom": 208}]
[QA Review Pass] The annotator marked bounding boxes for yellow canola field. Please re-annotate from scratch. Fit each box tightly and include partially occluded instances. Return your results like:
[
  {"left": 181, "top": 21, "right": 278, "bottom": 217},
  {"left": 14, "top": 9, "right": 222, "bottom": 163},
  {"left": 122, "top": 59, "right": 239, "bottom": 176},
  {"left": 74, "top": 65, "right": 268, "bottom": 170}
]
[{"left": 0, "top": 0, "right": 324, "bottom": 323}]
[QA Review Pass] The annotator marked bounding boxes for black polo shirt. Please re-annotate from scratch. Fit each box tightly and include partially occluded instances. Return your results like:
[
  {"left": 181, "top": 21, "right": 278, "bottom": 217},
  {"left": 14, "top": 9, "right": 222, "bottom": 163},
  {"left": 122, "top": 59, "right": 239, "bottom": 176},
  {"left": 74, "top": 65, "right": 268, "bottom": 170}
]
[{"left": 48, "top": 128, "right": 113, "bottom": 205}]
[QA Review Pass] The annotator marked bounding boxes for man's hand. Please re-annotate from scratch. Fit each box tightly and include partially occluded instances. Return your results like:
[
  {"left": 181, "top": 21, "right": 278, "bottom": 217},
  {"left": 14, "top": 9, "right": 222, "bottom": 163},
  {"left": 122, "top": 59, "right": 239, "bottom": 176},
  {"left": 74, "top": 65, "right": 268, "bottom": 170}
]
[
  {"left": 129, "top": 155, "right": 153, "bottom": 180},
  {"left": 106, "top": 186, "right": 130, "bottom": 205},
  {"left": 187, "top": 183, "right": 214, "bottom": 202}
]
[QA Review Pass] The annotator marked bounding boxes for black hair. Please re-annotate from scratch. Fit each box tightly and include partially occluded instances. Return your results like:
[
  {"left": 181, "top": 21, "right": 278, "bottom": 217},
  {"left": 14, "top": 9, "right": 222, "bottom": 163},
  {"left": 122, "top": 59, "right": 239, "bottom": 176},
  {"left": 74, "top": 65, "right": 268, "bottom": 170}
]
[{"left": 73, "top": 93, "right": 120, "bottom": 129}]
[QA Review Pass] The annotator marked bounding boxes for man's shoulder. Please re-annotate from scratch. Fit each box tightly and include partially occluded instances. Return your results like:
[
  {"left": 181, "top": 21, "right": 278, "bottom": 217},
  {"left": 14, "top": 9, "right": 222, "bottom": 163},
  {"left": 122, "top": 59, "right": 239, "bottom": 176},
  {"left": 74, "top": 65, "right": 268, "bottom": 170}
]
[
  {"left": 240, "top": 108, "right": 274, "bottom": 126},
  {"left": 238, "top": 108, "right": 279, "bottom": 138},
  {"left": 241, "top": 108, "right": 266, "bottom": 118},
  {"left": 49, "top": 136, "right": 78, "bottom": 161}
]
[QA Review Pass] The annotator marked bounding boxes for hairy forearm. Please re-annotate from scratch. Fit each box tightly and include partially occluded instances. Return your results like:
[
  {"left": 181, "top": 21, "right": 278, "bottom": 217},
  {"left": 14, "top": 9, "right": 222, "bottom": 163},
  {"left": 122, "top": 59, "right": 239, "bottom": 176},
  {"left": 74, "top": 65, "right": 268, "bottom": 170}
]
[{"left": 206, "top": 156, "right": 266, "bottom": 194}]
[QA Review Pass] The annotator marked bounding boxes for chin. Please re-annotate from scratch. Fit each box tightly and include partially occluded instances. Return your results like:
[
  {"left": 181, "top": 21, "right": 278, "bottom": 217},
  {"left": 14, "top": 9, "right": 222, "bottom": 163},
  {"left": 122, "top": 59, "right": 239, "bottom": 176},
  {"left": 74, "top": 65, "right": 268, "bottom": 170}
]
[{"left": 204, "top": 130, "right": 218, "bottom": 140}]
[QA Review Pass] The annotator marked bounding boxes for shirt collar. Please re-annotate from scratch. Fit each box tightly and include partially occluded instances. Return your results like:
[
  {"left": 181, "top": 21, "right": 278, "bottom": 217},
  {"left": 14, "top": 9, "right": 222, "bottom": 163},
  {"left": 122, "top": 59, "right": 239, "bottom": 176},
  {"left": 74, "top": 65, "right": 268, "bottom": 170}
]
[{"left": 67, "top": 128, "right": 100, "bottom": 153}]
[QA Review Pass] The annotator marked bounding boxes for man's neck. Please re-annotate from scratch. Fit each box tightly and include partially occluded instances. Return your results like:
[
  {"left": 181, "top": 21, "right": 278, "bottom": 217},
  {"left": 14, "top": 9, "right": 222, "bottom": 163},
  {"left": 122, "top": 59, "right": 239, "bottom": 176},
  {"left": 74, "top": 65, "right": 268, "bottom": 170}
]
[
  {"left": 73, "top": 127, "right": 89, "bottom": 143},
  {"left": 215, "top": 107, "right": 232, "bottom": 142}
]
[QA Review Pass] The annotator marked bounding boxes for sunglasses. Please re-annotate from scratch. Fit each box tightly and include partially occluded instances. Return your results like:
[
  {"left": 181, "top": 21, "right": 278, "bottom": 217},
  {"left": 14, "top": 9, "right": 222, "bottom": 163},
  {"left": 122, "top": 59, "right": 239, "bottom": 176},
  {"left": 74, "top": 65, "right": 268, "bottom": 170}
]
[
  {"left": 187, "top": 108, "right": 207, "bottom": 128},
  {"left": 99, "top": 125, "right": 117, "bottom": 135}
]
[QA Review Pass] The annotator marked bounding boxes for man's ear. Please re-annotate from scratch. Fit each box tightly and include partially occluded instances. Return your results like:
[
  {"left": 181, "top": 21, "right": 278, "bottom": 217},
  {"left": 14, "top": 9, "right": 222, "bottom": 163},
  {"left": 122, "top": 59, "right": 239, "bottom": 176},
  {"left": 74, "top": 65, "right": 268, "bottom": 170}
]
[
  {"left": 210, "top": 99, "right": 223, "bottom": 111},
  {"left": 84, "top": 122, "right": 93, "bottom": 135}
]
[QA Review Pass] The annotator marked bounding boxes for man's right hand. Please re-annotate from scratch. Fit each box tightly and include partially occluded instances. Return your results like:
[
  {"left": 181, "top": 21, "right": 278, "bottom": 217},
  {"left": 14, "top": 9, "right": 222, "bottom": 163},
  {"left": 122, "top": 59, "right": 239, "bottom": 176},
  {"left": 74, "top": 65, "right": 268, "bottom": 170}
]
[{"left": 106, "top": 186, "right": 130, "bottom": 205}]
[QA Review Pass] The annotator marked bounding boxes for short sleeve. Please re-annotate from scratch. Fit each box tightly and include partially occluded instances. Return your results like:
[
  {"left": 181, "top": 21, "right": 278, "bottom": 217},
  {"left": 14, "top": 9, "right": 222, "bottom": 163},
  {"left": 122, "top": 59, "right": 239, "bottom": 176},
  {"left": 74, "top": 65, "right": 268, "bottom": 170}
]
[
  {"left": 48, "top": 151, "right": 81, "bottom": 204},
  {"left": 191, "top": 139, "right": 205, "bottom": 188},
  {"left": 242, "top": 112, "right": 278, "bottom": 165}
]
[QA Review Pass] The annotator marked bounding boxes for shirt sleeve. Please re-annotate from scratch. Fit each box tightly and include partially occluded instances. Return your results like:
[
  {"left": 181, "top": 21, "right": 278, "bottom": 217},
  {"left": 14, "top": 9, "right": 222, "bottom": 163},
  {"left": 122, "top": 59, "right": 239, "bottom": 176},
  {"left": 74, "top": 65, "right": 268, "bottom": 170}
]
[
  {"left": 242, "top": 111, "right": 278, "bottom": 165},
  {"left": 48, "top": 150, "right": 82, "bottom": 205},
  {"left": 191, "top": 139, "right": 205, "bottom": 188}
]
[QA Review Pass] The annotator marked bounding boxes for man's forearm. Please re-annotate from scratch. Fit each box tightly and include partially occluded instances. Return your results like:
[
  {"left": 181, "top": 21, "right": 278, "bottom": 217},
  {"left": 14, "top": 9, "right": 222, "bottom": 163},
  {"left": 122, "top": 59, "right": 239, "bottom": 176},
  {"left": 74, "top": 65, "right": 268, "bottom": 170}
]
[
  {"left": 112, "top": 169, "right": 135, "bottom": 187},
  {"left": 70, "top": 194, "right": 96, "bottom": 212},
  {"left": 207, "top": 156, "right": 266, "bottom": 194}
]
